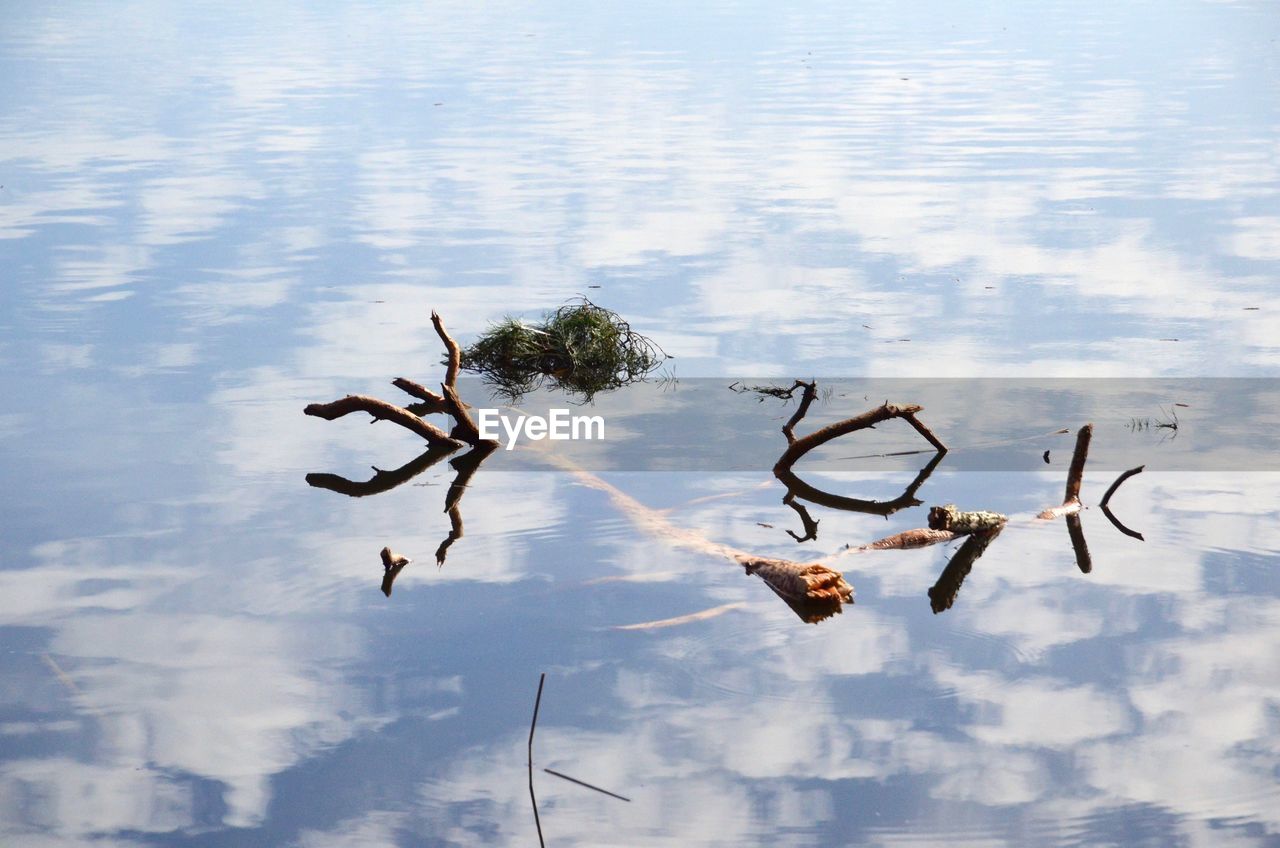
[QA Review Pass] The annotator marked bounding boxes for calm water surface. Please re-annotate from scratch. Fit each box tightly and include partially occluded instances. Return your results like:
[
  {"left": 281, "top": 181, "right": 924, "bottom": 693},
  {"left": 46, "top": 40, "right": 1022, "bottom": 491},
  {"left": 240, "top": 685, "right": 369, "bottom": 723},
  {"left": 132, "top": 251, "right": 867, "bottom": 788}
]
[{"left": 2, "top": 1, "right": 1279, "bottom": 845}]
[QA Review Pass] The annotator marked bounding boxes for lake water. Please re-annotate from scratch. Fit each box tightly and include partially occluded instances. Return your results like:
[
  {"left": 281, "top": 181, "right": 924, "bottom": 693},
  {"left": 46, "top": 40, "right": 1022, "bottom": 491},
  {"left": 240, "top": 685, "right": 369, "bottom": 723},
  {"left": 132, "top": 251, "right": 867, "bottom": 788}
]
[{"left": 2, "top": 2, "right": 1279, "bottom": 845}]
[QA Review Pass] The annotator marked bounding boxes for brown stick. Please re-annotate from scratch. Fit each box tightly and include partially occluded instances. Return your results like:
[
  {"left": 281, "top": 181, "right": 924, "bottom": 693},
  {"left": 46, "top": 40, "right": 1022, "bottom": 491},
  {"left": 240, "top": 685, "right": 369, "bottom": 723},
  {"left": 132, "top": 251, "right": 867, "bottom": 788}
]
[
  {"left": 304, "top": 395, "right": 460, "bottom": 448},
  {"left": 902, "top": 409, "right": 949, "bottom": 454},
  {"left": 442, "top": 383, "right": 485, "bottom": 445},
  {"left": 845, "top": 527, "right": 959, "bottom": 553},
  {"left": 1100, "top": 465, "right": 1144, "bottom": 509},
  {"left": 432, "top": 310, "right": 461, "bottom": 388},
  {"left": 1063, "top": 424, "right": 1093, "bottom": 504},
  {"left": 774, "top": 402, "right": 941, "bottom": 473},
  {"left": 1100, "top": 503, "right": 1145, "bottom": 541},
  {"left": 782, "top": 491, "right": 820, "bottom": 542},
  {"left": 389, "top": 379, "right": 450, "bottom": 412},
  {"left": 1036, "top": 501, "right": 1082, "bottom": 520},
  {"left": 781, "top": 380, "right": 818, "bottom": 444}
]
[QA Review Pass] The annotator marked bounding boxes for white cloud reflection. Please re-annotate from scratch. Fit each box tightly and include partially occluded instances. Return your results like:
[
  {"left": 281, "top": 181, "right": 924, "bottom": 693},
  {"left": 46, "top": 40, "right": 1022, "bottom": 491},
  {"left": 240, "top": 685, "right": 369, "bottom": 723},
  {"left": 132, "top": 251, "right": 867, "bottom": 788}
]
[{"left": 2, "top": 0, "right": 1279, "bottom": 844}]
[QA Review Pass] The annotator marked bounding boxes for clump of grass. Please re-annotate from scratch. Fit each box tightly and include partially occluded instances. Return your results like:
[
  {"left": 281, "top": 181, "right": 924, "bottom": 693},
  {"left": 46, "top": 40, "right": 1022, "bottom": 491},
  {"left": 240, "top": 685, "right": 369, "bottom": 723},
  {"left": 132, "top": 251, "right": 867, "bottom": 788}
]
[{"left": 459, "top": 298, "right": 667, "bottom": 401}]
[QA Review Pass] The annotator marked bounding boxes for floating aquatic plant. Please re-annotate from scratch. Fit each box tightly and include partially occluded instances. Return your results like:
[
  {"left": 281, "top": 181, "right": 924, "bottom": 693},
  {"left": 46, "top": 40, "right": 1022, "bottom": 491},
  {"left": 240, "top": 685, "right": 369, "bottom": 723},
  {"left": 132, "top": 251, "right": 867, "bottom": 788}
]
[{"left": 458, "top": 298, "right": 667, "bottom": 401}]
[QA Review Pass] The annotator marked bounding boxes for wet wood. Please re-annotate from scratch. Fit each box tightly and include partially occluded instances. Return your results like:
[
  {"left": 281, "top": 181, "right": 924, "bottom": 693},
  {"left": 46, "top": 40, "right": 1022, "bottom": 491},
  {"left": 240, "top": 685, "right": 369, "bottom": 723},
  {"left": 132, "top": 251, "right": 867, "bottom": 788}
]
[
  {"left": 927, "top": 504, "right": 1007, "bottom": 534},
  {"left": 1100, "top": 464, "right": 1145, "bottom": 508},
  {"left": 773, "top": 401, "right": 946, "bottom": 475},
  {"left": 304, "top": 395, "right": 460, "bottom": 447}
]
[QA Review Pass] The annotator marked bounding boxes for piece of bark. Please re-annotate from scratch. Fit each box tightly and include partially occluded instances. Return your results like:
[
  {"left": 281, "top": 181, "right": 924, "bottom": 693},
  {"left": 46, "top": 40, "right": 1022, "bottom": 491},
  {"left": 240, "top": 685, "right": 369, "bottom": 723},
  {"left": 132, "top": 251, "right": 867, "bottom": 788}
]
[
  {"left": 927, "top": 504, "right": 1007, "bottom": 534},
  {"left": 846, "top": 527, "right": 959, "bottom": 553}
]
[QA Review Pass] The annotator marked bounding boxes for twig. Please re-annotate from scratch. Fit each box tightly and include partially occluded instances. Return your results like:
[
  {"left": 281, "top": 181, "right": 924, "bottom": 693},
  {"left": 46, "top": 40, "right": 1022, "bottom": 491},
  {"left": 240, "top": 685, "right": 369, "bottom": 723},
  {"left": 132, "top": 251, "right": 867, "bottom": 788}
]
[
  {"left": 1100, "top": 503, "right": 1145, "bottom": 541},
  {"left": 529, "top": 673, "right": 546, "bottom": 848},
  {"left": 1063, "top": 424, "right": 1093, "bottom": 504},
  {"left": 1100, "top": 465, "right": 1144, "bottom": 509},
  {"left": 1036, "top": 423, "right": 1093, "bottom": 520},
  {"left": 442, "top": 383, "right": 485, "bottom": 444},
  {"left": 432, "top": 310, "right": 461, "bottom": 388},
  {"left": 839, "top": 527, "right": 958, "bottom": 554},
  {"left": 1097, "top": 464, "right": 1147, "bottom": 541},
  {"left": 773, "top": 401, "right": 946, "bottom": 474},
  {"left": 781, "top": 380, "right": 818, "bottom": 444},
  {"left": 304, "top": 395, "right": 459, "bottom": 448},
  {"left": 543, "top": 768, "right": 631, "bottom": 802},
  {"left": 391, "top": 377, "right": 449, "bottom": 413},
  {"left": 782, "top": 491, "right": 820, "bottom": 542}
]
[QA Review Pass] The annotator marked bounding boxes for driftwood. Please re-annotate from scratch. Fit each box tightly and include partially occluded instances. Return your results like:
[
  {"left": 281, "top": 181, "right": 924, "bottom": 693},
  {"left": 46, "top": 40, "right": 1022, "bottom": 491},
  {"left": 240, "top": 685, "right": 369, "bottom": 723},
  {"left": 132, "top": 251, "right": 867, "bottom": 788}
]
[
  {"left": 773, "top": 401, "right": 946, "bottom": 475},
  {"left": 304, "top": 395, "right": 459, "bottom": 448},
  {"left": 1037, "top": 424, "right": 1092, "bottom": 519},
  {"left": 927, "top": 504, "right": 1007, "bottom": 534},
  {"left": 306, "top": 309, "right": 499, "bottom": 590},
  {"left": 1099, "top": 465, "right": 1146, "bottom": 541},
  {"left": 1033, "top": 424, "right": 1095, "bottom": 572}
]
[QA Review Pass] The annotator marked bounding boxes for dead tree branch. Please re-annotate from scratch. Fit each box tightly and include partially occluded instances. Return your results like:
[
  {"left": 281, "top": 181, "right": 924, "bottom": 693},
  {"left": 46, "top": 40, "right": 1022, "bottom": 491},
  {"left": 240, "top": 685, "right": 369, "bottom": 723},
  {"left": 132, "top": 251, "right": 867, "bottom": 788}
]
[
  {"left": 304, "top": 395, "right": 460, "bottom": 448},
  {"left": 773, "top": 402, "right": 947, "bottom": 475}
]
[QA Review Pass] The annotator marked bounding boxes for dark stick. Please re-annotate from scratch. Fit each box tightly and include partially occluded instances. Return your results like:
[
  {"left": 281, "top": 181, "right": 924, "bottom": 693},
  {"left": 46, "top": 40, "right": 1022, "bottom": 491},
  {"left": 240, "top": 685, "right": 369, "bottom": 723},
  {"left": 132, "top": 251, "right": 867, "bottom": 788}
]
[
  {"left": 1066, "top": 513, "right": 1093, "bottom": 574},
  {"left": 543, "top": 768, "right": 632, "bottom": 802},
  {"left": 781, "top": 380, "right": 817, "bottom": 444},
  {"left": 1100, "top": 465, "right": 1145, "bottom": 509},
  {"left": 773, "top": 402, "right": 940, "bottom": 474},
  {"left": 782, "top": 491, "right": 820, "bottom": 542},
  {"left": 1100, "top": 503, "right": 1145, "bottom": 541},
  {"left": 304, "top": 395, "right": 459, "bottom": 448},
  {"left": 529, "top": 673, "right": 546, "bottom": 848},
  {"left": 1063, "top": 424, "right": 1093, "bottom": 504}
]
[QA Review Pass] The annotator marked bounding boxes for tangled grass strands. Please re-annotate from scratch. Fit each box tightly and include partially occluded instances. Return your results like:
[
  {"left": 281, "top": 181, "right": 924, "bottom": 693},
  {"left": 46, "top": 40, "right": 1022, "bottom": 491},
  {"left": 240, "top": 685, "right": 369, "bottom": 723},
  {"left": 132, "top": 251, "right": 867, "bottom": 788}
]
[{"left": 458, "top": 298, "right": 667, "bottom": 402}]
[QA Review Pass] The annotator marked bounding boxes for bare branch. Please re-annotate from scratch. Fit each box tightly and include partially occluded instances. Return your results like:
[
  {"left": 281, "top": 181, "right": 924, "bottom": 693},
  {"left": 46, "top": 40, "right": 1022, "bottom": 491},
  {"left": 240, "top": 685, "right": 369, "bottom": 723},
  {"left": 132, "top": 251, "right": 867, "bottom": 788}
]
[
  {"left": 304, "top": 395, "right": 460, "bottom": 448},
  {"left": 432, "top": 310, "right": 461, "bottom": 388},
  {"left": 781, "top": 380, "right": 817, "bottom": 444},
  {"left": 1100, "top": 464, "right": 1145, "bottom": 509}
]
